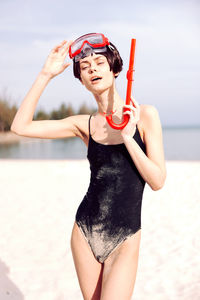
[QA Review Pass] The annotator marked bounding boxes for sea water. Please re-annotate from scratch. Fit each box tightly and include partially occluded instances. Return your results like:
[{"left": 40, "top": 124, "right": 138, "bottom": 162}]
[{"left": 0, "top": 128, "right": 200, "bottom": 160}]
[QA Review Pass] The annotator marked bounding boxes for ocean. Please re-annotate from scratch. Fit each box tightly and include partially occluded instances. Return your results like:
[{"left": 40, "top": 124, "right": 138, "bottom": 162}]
[{"left": 0, "top": 128, "right": 200, "bottom": 160}]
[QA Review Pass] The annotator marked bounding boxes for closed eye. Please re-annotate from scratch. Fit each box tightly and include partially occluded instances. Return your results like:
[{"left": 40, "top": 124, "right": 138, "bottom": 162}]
[{"left": 81, "top": 66, "right": 89, "bottom": 70}]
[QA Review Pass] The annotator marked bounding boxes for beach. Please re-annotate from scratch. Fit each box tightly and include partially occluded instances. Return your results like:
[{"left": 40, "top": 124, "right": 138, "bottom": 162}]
[{"left": 0, "top": 159, "right": 200, "bottom": 300}]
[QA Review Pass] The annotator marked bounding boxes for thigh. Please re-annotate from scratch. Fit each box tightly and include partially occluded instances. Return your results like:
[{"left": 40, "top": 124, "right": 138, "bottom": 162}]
[
  {"left": 100, "top": 230, "right": 141, "bottom": 300},
  {"left": 70, "top": 222, "right": 103, "bottom": 300}
]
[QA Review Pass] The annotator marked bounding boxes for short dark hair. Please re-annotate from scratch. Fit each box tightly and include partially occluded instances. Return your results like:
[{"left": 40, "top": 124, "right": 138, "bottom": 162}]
[{"left": 72, "top": 42, "right": 123, "bottom": 81}]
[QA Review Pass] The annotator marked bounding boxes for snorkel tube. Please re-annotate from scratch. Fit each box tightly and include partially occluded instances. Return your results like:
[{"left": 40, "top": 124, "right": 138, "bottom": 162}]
[{"left": 106, "top": 39, "right": 136, "bottom": 130}]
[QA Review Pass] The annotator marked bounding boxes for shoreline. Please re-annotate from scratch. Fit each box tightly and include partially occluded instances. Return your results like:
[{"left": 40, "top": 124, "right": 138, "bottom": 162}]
[
  {"left": 0, "top": 131, "right": 47, "bottom": 144},
  {"left": 0, "top": 131, "right": 32, "bottom": 144}
]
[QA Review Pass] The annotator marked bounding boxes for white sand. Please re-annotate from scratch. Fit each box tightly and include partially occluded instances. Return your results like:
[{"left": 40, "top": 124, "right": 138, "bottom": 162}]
[{"left": 0, "top": 160, "right": 199, "bottom": 300}]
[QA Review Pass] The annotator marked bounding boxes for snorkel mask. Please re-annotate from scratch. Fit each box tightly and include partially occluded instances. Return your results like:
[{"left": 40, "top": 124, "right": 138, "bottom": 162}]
[{"left": 69, "top": 33, "right": 111, "bottom": 62}]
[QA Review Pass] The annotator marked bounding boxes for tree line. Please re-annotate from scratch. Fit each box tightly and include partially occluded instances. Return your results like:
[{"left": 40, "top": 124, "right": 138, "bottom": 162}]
[{"left": 0, "top": 99, "right": 96, "bottom": 132}]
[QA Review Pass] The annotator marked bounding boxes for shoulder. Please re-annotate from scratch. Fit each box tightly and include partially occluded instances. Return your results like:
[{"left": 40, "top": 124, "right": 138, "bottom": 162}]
[
  {"left": 138, "top": 104, "right": 163, "bottom": 147},
  {"left": 68, "top": 114, "right": 91, "bottom": 125},
  {"left": 140, "top": 104, "right": 159, "bottom": 120},
  {"left": 63, "top": 114, "right": 91, "bottom": 139},
  {"left": 138, "top": 105, "right": 162, "bottom": 139},
  {"left": 139, "top": 104, "right": 160, "bottom": 128}
]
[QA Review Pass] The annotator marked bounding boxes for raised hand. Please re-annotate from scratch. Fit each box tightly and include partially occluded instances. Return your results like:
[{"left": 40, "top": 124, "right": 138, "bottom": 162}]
[{"left": 42, "top": 40, "right": 73, "bottom": 79}]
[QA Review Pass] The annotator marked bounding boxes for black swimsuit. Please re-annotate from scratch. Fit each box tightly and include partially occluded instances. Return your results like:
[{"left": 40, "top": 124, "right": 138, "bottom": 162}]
[{"left": 75, "top": 115, "right": 146, "bottom": 263}]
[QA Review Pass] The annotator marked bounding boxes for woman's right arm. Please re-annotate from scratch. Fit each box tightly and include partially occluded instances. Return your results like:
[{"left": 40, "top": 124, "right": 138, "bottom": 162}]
[{"left": 11, "top": 40, "right": 82, "bottom": 139}]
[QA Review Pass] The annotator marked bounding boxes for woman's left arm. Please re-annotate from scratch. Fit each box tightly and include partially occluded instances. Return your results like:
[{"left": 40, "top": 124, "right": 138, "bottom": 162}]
[{"left": 121, "top": 102, "right": 166, "bottom": 191}]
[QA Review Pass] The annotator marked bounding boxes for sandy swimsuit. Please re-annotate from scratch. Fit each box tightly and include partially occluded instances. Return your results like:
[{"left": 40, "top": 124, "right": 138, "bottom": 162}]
[{"left": 75, "top": 115, "right": 146, "bottom": 263}]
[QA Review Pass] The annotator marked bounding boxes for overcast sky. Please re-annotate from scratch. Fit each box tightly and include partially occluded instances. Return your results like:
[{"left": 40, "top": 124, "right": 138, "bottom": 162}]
[{"left": 0, "top": 0, "right": 199, "bottom": 126}]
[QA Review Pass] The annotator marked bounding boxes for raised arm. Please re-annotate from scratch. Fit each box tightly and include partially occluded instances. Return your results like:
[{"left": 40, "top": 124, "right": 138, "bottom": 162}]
[{"left": 11, "top": 40, "right": 83, "bottom": 139}]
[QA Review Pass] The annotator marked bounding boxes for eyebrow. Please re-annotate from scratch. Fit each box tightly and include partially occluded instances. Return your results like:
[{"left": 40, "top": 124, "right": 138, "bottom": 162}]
[{"left": 80, "top": 56, "right": 105, "bottom": 65}]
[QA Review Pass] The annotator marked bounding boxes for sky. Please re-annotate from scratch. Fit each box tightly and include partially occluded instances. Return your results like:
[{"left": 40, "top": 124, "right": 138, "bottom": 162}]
[{"left": 0, "top": 0, "right": 199, "bottom": 126}]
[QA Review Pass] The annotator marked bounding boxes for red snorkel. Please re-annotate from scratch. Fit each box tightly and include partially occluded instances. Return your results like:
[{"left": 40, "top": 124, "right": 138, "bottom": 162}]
[{"left": 106, "top": 39, "right": 136, "bottom": 130}]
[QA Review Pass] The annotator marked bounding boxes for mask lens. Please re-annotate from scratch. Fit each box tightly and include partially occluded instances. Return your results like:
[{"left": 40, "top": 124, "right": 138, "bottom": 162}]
[
  {"left": 71, "top": 34, "right": 104, "bottom": 55},
  {"left": 87, "top": 34, "right": 103, "bottom": 45},
  {"left": 71, "top": 39, "right": 83, "bottom": 54},
  {"left": 74, "top": 45, "right": 107, "bottom": 62},
  {"left": 69, "top": 33, "right": 109, "bottom": 60}
]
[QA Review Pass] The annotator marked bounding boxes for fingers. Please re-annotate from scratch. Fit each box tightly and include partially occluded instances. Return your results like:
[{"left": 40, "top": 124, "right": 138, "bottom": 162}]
[
  {"left": 63, "top": 62, "right": 71, "bottom": 70},
  {"left": 52, "top": 40, "right": 67, "bottom": 53},
  {"left": 123, "top": 104, "right": 136, "bottom": 112},
  {"left": 123, "top": 109, "right": 140, "bottom": 122},
  {"left": 52, "top": 40, "right": 73, "bottom": 55},
  {"left": 130, "top": 97, "right": 139, "bottom": 108},
  {"left": 123, "top": 97, "right": 140, "bottom": 122},
  {"left": 123, "top": 97, "right": 140, "bottom": 112},
  {"left": 60, "top": 40, "right": 73, "bottom": 56},
  {"left": 123, "top": 110, "right": 133, "bottom": 116}
]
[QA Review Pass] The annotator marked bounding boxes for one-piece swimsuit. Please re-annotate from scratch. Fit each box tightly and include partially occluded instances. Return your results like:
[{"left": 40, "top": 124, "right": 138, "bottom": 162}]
[{"left": 75, "top": 114, "right": 146, "bottom": 263}]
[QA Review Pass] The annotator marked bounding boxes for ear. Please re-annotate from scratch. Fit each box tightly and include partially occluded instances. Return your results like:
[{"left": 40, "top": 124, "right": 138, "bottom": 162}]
[{"left": 114, "top": 72, "right": 119, "bottom": 78}]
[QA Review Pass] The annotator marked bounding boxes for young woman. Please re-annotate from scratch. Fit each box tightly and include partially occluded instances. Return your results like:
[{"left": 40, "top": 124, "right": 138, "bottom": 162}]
[{"left": 11, "top": 33, "right": 166, "bottom": 300}]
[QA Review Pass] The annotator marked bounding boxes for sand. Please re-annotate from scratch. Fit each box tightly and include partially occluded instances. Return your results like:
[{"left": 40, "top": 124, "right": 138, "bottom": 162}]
[{"left": 0, "top": 159, "right": 200, "bottom": 300}]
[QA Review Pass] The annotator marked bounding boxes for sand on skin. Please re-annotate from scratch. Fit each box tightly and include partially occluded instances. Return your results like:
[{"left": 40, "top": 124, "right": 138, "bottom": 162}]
[{"left": 0, "top": 159, "right": 200, "bottom": 300}]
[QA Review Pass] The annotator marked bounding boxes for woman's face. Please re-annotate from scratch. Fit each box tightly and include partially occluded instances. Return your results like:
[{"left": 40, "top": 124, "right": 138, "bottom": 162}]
[{"left": 79, "top": 53, "right": 116, "bottom": 94}]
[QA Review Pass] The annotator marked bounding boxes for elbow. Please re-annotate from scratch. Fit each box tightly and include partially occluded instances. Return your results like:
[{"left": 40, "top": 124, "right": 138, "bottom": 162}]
[
  {"left": 11, "top": 119, "right": 18, "bottom": 133},
  {"left": 10, "top": 124, "right": 24, "bottom": 136},
  {"left": 10, "top": 124, "right": 16, "bottom": 133},
  {"left": 151, "top": 182, "right": 164, "bottom": 191},
  {"left": 10, "top": 123, "right": 19, "bottom": 134},
  {"left": 150, "top": 173, "right": 166, "bottom": 191}
]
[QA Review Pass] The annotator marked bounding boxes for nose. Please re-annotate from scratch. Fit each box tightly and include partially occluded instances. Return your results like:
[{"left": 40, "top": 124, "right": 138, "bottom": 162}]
[{"left": 89, "top": 62, "right": 97, "bottom": 73}]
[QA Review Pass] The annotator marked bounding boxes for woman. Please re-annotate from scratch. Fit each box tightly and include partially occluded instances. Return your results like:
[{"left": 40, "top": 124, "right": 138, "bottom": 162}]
[{"left": 11, "top": 33, "right": 166, "bottom": 300}]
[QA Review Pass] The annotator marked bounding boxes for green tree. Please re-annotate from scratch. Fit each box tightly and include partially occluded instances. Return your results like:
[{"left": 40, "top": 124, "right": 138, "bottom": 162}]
[
  {"left": 78, "top": 102, "right": 96, "bottom": 115},
  {"left": 0, "top": 100, "right": 17, "bottom": 131},
  {"left": 50, "top": 103, "right": 75, "bottom": 119},
  {"left": 50, "top": 109, "right": 60, "bottom": 120},
  {"left": 65, "top": 104, "right": 75, "bottom": 117},
  {"left": 34, "top": 109, "right": 49, "bottom": 120}
]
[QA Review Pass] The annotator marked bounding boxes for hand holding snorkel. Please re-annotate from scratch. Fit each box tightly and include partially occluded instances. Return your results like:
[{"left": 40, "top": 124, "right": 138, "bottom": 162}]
[{"left": 106, "top": 39, "right": 136, "bottom": 130}]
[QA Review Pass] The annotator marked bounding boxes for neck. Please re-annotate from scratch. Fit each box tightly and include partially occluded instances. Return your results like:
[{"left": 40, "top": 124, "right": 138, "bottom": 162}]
[{"left": 93, "top": 84, "right": 124, "bottom": 117}]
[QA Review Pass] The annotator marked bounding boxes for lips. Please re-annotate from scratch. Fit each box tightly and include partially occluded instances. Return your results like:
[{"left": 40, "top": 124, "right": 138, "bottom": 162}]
[{"left": 91, "top": 76, "right": 102, "bottom": 82}]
